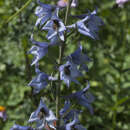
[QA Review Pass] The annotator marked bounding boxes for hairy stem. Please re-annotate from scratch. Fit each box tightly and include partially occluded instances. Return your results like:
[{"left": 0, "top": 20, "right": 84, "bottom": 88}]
[{"left": 56, "top": 0, "right": 72, "bottom": 127}]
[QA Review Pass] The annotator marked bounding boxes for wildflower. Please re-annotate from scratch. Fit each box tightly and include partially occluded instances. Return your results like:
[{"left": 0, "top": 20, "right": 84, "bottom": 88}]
[
  {"left": 67, "top": 9, "right": 104, "bottom": 40},
  {"left": 63, "top": 109, "right": 82, "bottom": 123},
  {"left": 65, "top": 112, "right": 79, "bottom": 130},
  {"left": 10, "top": 124, "right": 33, "bottom": 130},
  {"left": 64, "top": 82, "right": 95, "bottom": 114},
  {"left": 57, "top": 0, "right": 78, "bottom": 8},
  {"left": 63, "top": 110, "right": 87, "bottom": 130},
  {"left": 67, "top": 44, "right": 91, "bottom": 72},
  {"left": 28, "top": 99, "right": 57, "bottom": 130},
  {"left": 28, "top": 45, "right": 48, "bottom": 66},
  {"left": 28, "top": 64, "right": 57, "bottom": 94},
  {"left": 35, "top": 0, "right": 57, "bottom": 27},
  {"left": 28, "top": 36, "right": 49, "bottom": 66},
  {"left": 28, "top": 66, "right": 48, "bottom": 94},
  {"left": 59, "top": 61, "right": 82, "bottom": 87},
  {"left": 42, "top": 14, "right": 66, "bottom": 41},
  {"left": 0, "top": 106, "right": 7, "bottom": 121},
  {"left": 60, "top": 100, "right": 71, "bottom": 116}
]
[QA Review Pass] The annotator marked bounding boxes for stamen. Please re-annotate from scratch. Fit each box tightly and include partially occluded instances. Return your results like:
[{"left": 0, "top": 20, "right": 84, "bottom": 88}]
[
  {"left": 64, "top": 65, "right": 71, "bottom": 75},
  {"left": 53, "top": 19, "right": 60, "bottom": 30}
]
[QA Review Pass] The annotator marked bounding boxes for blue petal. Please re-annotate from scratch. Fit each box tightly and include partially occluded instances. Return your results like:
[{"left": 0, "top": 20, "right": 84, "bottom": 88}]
[
  {"left": 28, "top": 45, "right": 48, "bottom": 66},
  {"left": 64, "top": 82, "right": 94, "bottom": 114},
  {"left": 60, "top": 100, "right": 71, "bottom": 116},
  {"left": 31, "top": 37, "right": 48, "bottom": 47},
  {"left": 37, "top": 0, "right": 56, "bottom": 11},
  {"left": 65, "top": 115, "right": 78, "bottom": 130},
  {"left": 50, "top": 35, "right": 60, "bottom": 46},
  {"left": 70, "top": 77, "right": 81, "bottom": 85},
  {"left": 59, "top": 31, "right": 65, "bottom": 41},
  {"left": 78, "top": 100, "right": 94, "bottom": 115},
  {"left": 35, "top": 99, "right": 49, "bottom": 116},
  {"left": 30, "top": 81, "right": 48, "bottom": 94},
  {"left": 10, "top": 124, "right": 33, "bottom": 130},
  {"left": 42, "top": 20, "right": 53, "bottom": 30},
  {"left": 40, "top": 14, "right": 51, "bottom": 26},
  {"left": 68, "top": 45, "right": 91, "bottom": 72},
  {"left": 78, "top": 28, "right": 95, "bottom": 39},
  {"left": 28, "top": 70, "right": 48, "bottom": 94},
  {"left": 82, "top": 82, "right": 90, "bottom": 93},
  {"left": 70, "top": 9, "right": 103, "bottom": 40},
  {"left": 63, "top": 110, "right": 82, "bottom": 123},
  {"left": 35, "top": 17, "right": 42, "bottom": 26},
  {"left": 35, "top": 6, "right": 49, "bottom": 15}
]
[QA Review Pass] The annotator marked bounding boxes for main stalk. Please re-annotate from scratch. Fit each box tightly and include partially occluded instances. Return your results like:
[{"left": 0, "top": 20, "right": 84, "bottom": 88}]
[{"left": 56, "top": 0, "right": 72, "bottom": 128}]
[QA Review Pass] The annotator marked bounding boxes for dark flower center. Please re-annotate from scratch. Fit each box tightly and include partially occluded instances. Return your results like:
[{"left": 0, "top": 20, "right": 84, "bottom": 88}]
[
  {"left": 38, "top": 108, "right": 48, "bottom": 119},
  {"left": 51, "top": 7, "right": 55, "bottom": 12},
  {"left": 53, "top": 19, "right": 60, "bottom": 30},
  {"left": 64, "top": 65, "right": 71, "bottom": 75}
]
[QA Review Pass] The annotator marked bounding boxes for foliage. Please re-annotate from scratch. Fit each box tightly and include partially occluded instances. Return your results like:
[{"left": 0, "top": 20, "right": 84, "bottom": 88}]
[{"left": 0, "top": 0, "right": 130, "bottom": 130}]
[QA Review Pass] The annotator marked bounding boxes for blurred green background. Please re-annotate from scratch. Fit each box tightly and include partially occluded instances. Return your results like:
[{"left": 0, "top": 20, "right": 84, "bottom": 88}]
[{"left": 0, "top": 0, "right": 130, "bottom": 130}]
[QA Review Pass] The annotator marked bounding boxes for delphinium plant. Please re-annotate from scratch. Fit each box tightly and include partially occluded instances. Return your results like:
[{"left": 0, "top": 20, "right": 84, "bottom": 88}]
[{"left": 10, "top": 0, "right": 103, "bottom": 129}]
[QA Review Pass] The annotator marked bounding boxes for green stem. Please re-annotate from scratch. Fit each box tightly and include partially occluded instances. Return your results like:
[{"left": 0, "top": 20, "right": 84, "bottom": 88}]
[
  {"left": 56, "top": 0, "right": 72, "bottom": 128},
  {"left": 64, "top": 0, "right": 72, "bottom": 26},
  {"left": 6, "top": 0, "right": 33, "bottom": 24}
]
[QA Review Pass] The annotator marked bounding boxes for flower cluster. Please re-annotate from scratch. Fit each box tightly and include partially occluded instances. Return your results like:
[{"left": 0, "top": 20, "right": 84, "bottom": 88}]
[{"left": 10, "top": 0, "right": 103, "bottom": 129}]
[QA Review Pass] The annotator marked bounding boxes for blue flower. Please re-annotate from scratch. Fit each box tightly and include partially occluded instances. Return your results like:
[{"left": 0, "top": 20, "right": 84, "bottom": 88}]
[
  {"left": 64, "top": 82, "right": 95, "bottom": 114},
  {"left": 59, "top": 61, "right": 82, "bottom": 87},
  {"left": 59, "top": 109, "right": 87, "bottom": 130},
  {"left": 60, "top": 100, "right": 71, "bottom": 116},
  {"left": 28, "top": 64, "right": 57, "bottom": 94},
  {"left": 64, "top": 110, "right": 87, "bottom": 130},
  {"left": 65, "top": 112, "right": 79, "bottom": 130},
  {"left": 28, "top": 36, "right": 49, "bottom": 66},
  {"left": 28, "top": 66, "right": 48, "bottom": 94},
  {"left": 67, "top": 44, "right": 91, "bottom": 72},
  {"left": 28, "top": 63, "right": 57, "bottom": 94},
  {"left": 35, "top": 0, "right": 57, "bottom": 27},
  {"left": 42, "top": 16, "right": 66, "bottom": 41},
  {"left": 63, "top": 109, "right": 82, "bottom": 123},
  {"left": 10, "top": 124, "right": 33, "bottom": 130},
  {"left": 28, "top": 99, "right": 57, "bottom": 130},
  {"left": 67, "top": 9, "right": 103, "bottom": 40}
]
